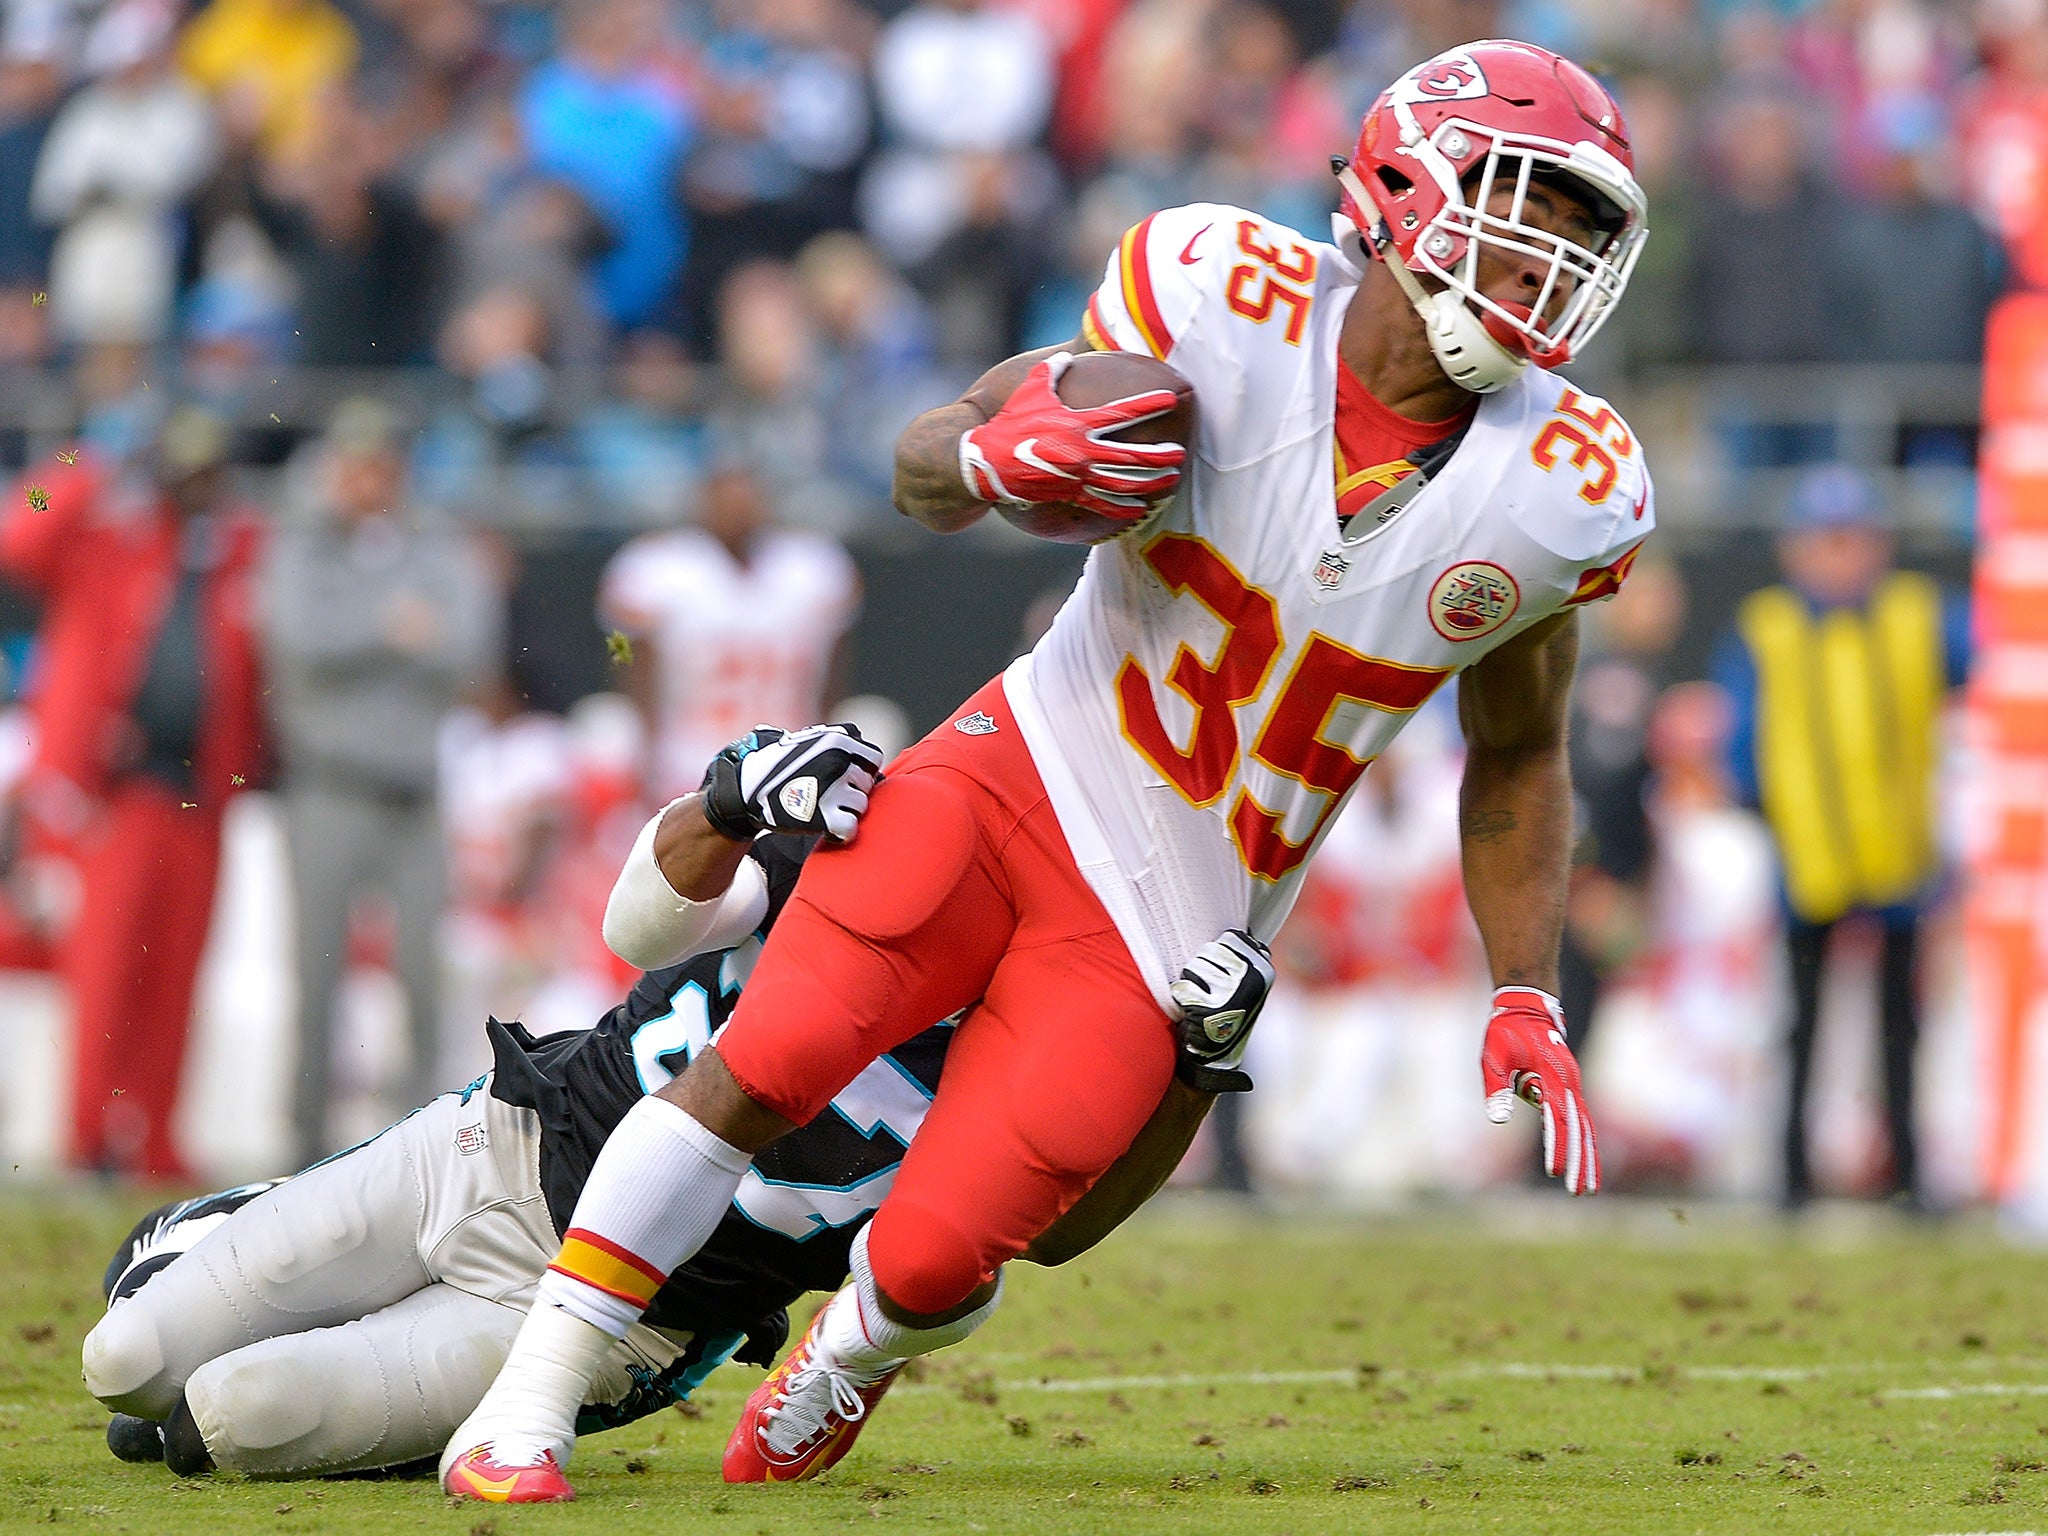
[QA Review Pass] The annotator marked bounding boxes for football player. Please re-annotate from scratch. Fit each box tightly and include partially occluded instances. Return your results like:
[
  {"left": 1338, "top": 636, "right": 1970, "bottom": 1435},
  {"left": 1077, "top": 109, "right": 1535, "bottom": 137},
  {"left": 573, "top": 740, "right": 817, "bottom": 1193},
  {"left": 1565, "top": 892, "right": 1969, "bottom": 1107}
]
[
  {"left": 448, "top": 39, "right": 1650, "bottom": 1501},
  {"left": 599, "top": 460, "right": 863, "bottom": 801},
  {"left": 82, "top": 721, "right": 1271, "bottom": 1481}
]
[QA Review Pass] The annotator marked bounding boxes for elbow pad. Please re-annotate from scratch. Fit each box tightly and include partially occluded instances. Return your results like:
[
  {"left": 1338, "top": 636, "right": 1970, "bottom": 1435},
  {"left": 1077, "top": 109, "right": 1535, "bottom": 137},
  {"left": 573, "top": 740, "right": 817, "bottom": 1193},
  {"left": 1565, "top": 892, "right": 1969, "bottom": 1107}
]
[{"left": 602, "top": 802, "right": 770, "bottom": 970}]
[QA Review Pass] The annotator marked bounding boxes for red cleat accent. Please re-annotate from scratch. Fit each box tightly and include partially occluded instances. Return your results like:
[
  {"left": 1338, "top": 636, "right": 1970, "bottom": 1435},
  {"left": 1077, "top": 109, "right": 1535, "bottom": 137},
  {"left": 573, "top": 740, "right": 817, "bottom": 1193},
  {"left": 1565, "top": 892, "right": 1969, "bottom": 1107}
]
[
  {"left": 442, "top": 1443, "right": 576, "bottom": 1503},
  {"left": 722, "top": 1308, "right": 902, "bottom": 1483}
]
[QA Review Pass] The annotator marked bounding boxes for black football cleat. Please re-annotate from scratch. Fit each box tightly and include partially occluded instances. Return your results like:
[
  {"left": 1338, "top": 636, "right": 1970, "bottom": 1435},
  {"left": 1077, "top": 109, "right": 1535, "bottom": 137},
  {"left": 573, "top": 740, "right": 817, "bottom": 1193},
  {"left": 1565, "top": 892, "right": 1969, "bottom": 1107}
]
[
  {"left": 106, "top": 1414, "right": 165, "bottom": 1464},
  {"left": 103, "top": 1181, "right": 282, "bottom": 1303}
]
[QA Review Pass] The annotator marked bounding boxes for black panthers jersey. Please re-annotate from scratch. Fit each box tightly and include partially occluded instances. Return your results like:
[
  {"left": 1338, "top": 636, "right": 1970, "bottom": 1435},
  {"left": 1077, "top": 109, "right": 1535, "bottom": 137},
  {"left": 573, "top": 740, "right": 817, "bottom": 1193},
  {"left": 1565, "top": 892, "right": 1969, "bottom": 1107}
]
[{"left": 487, "top": 833, "right": 953, "bottom": 1355}]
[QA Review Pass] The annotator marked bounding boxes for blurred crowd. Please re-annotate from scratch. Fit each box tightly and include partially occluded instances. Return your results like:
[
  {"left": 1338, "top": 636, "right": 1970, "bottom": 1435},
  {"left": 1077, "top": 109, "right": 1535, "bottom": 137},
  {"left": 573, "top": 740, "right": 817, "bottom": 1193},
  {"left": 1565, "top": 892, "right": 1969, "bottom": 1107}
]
[
  {"left": 0, "top": 0, "right": 2010, "bottom": 1205},
  {"left": 0, "top": 0, "right": 2036, "bottom": 527},
  {"left": 0, "top": 392, "right": 873, "bottom": 1176}
]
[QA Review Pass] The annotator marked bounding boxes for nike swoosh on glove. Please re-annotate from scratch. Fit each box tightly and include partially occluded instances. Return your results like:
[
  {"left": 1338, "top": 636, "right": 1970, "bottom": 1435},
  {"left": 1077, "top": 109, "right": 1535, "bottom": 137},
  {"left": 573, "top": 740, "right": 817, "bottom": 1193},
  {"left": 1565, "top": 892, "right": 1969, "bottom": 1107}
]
[
  {"left": 1169, "top": 929, "right": 1276, "bottom": 1093},
  {"left": 959, "top": 352, "right": 1185, "bottom": 520},
  {"left": 1481, "top": 987, "right": 1599, "bottom": 1195},
  {"left": 701, "top": 723, "right": 884, "bottom": 843}
]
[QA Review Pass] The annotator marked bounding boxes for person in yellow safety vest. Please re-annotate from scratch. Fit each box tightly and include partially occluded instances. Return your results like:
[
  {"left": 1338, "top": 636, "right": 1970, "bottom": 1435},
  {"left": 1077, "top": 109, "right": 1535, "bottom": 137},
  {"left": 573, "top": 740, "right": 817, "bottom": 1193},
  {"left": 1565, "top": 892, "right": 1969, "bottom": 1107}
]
[{"left": 1710, "top": 465, "right": 1970, "bottom": 1212}]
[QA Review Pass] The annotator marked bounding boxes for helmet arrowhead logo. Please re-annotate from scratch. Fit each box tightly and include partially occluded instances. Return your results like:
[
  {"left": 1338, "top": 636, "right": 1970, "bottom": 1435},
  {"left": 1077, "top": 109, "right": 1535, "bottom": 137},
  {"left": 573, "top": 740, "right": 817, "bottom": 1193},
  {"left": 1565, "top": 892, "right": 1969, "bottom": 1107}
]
[{"left": 1393, "top": 50, "right": 1489, "bottom": 105}]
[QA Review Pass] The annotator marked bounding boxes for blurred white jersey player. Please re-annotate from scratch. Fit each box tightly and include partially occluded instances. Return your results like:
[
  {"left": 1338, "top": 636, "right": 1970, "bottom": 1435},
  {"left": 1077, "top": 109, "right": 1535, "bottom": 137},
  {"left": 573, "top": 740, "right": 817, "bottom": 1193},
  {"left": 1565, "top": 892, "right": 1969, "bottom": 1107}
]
[
  {"left": 1253, "top": 698, "right": 1491, "bottom": 1193},
  {"left": 600, "top": 460, "right": 861, "bottom": 800}
]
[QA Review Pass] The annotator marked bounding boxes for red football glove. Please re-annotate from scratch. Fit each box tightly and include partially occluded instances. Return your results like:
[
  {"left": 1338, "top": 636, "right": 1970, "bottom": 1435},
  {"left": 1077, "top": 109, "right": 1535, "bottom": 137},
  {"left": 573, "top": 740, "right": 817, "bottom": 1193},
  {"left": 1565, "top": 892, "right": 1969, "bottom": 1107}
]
[
  {"left": 1481, "top": 986, "right": 1600, "bottom": 1195},
  {"left": 959, "top": 351, "right": 1185, "bottom": 520}
]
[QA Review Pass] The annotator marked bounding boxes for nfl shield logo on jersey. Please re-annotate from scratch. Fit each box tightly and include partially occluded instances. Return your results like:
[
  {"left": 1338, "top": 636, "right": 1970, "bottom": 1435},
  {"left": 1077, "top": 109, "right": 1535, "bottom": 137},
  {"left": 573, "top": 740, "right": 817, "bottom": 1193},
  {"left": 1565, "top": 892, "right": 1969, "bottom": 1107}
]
[
  {"left": 1428, "top": 561, "right": 1520, "bottom": 641},
  {"left": 954, "top": 711, "right": 998, "bottom": 736},
  {"left": 1312, "top": 549, "right": 1349, "bottom": 591},
  {"left": 454, "top": 1122, "right": 488, "bottom": 1157}
]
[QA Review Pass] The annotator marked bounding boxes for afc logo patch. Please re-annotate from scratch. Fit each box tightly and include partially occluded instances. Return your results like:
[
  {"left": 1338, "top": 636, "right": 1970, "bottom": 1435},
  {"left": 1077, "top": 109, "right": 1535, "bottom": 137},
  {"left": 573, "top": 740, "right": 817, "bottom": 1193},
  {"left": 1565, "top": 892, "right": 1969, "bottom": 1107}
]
[
  {"left": 454, "top": 1122, "right": 488, "bottom": 1157},
  {"left": 1428, "top": 560, "right": 1519, "bottom": 641}
]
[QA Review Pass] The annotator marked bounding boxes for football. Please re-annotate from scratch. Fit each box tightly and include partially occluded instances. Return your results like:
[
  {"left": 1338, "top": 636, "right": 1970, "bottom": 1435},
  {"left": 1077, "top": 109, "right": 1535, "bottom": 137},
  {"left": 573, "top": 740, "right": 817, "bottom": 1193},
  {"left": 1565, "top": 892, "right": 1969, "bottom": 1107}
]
[{"left": 997, "top": 350, "right": 1195, "bottom": 545}]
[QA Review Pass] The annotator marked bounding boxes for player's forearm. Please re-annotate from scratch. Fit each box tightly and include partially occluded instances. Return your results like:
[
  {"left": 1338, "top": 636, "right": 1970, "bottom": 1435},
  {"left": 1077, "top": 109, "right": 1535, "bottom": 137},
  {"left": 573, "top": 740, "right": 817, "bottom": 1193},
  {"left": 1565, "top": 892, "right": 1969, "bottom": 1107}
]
[
  {"left": 1457, "top": 738, "right": 1572, "bottom": 993},
  {"left": 1021, "top": 1080, "right": 1213, "bottom": 1267},
  {"left": 603, "top": 795, "right": 766, "bottom": 970},
  {"left": 891, "top": 343, "right": 1077, "bottom": 533},
  {"left": 651, "top": 794, "right": 752, "bottom": 900},
  {"left": 892, "top": 402, "right": 995, "bottom": 533}
]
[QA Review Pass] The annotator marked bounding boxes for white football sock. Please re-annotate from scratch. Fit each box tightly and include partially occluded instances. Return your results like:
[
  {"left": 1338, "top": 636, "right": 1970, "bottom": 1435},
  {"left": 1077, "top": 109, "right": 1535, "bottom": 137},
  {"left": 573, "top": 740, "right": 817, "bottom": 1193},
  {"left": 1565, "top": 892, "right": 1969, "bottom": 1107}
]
[
  {"left": 536, "top": 1095, "right": 751, "bottom": 1337},
  {"left": 439, "top": 1302, "right": 611, "bottom": 1477},
  {"left": 816, "top": 1223, "right": 1004, "bottom": 1373},
  {"left": 442, "top": 1096, "right": 750, "bottom": 1476}
]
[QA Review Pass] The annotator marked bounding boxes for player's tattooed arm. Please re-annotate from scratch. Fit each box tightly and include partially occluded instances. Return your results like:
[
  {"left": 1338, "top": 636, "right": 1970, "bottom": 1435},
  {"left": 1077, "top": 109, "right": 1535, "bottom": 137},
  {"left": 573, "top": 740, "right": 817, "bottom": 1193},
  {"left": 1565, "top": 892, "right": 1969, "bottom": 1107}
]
[
  {"left": 1455, "top": 612, "right": 1578, "bottom": 993},
  {"left": 891, "top": 339, "right": 1091, "bottom": 533},
  {"left": 1461, "top": 807, "right": 1518, "bottom": 844}
]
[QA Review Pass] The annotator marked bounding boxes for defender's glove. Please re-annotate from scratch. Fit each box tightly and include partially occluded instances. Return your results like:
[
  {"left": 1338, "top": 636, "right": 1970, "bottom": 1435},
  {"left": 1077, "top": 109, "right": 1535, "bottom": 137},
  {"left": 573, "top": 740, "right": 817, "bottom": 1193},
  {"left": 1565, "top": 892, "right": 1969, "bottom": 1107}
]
[
  {"left": 959, "top": 351, "right": 1185, "bottom": 519},
  {"left": 700, "top": 723, "right": 883, "bottom": 844},
  {"left": 1482, "top": 986, "right": 1600, "bottom": 1195},
  {"left": 1170, "top": 929, "right": 1275, "bottom": 1093}
]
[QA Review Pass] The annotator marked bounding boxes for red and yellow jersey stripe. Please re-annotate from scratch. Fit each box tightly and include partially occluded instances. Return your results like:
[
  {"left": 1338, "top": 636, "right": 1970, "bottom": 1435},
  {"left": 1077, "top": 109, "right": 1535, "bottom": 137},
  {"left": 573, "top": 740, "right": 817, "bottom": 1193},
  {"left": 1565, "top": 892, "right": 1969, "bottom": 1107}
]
[
  {"left": 1081, "top": 292, "right": 1119, "bottom": 353},
  {"left": 1564, "top": 542, "right": 1643, "bottom": 606},
  {"left": 549, "top": 1227, "right": 666, "bottom": 1311},
  {"left": 1116, "top": 215, "right": 1175, "bottom": 359}
]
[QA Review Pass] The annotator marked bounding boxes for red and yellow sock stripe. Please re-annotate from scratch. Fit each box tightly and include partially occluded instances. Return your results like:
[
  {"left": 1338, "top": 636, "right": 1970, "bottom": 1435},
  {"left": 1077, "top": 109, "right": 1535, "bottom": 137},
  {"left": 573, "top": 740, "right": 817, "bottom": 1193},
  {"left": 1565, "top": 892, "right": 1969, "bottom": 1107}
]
[{"left": 548, "top": 1228, "right": 665, "bottom": 1312}]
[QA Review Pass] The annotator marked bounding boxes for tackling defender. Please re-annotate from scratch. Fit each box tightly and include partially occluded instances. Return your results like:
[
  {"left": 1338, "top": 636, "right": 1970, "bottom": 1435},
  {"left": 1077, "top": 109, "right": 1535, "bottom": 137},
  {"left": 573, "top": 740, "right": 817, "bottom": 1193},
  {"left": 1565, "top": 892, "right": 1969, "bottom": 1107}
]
[
  {"left": 448, "top": 39, "right": 1652, "bottom": 1500},
  {"left": 82, "top": 722, "right": 1270, "bottom": 1480}
]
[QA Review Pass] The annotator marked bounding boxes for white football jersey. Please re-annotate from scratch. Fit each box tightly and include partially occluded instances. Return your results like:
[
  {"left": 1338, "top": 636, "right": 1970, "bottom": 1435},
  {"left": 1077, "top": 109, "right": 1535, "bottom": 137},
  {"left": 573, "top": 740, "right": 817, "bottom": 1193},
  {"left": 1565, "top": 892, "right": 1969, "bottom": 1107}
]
[
  {"left": 1004, "top": 202, "right": 1653, "bottom": 1005},
  {"left": 600, "top": 528, "right": 862, "bottom": 798}
]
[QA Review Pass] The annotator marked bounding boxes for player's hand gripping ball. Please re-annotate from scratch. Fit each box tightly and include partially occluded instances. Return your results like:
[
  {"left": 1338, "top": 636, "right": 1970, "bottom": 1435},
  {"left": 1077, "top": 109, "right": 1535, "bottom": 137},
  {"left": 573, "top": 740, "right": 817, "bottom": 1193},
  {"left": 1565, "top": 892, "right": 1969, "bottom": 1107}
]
[
  {"left": 960, "top": 350, "right": 1194, "bottom": 545},
  {"left": 701, "top": 723, "right": 884, "bottom": 844},
  {"left": 1169, "top": 929, "right": 1276, "bottom": 1093},
  {"left": 1481, "top": 986, "right": 1600, "bottom": 1194}
]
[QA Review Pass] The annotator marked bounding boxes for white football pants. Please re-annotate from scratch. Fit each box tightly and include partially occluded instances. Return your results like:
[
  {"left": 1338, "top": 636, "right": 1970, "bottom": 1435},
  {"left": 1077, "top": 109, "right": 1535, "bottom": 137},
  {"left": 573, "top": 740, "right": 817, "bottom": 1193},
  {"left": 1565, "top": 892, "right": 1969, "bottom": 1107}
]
[{"left": 82, "top": 1082, "right": 688, "bottom": 1477}]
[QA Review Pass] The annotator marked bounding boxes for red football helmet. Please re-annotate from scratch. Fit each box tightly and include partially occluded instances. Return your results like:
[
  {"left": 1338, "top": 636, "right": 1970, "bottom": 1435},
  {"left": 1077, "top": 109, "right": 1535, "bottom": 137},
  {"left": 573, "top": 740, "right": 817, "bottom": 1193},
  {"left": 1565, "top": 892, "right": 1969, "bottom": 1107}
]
[{"left": 1335, "top": 40, "right": 1648, "bottom": 392}]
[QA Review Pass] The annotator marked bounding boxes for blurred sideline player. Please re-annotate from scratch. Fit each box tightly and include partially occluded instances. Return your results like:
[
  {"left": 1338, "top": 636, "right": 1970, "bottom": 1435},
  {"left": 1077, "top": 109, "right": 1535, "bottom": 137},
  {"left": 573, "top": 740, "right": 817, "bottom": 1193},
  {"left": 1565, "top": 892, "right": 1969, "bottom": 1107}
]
[
  {"left": 82, "top": 720, "right": 1268, "bottom": 1481},
  {"left": 1255, "top": 701, "right": 1487, "bottom": 1194},
  {"left": 449, "top": 39, "right": 1651, "bottom": 1500},
  {"left": 599, "top": 458, "right": 862, "bottom": 802},
  {"left": 440, "top": 691, "right": 657, "bottom": 1052}
]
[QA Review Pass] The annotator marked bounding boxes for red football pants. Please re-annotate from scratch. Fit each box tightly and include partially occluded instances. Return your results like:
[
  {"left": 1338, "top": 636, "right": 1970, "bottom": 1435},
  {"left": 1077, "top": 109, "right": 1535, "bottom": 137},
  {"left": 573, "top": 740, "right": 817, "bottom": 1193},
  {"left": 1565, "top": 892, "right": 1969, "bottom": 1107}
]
[
  {"left": 716, "top": 679, "right": 1174, "bottom": 1314},
  {"left": 63, "top": 781, "right": 223, "bottom": 1176}
]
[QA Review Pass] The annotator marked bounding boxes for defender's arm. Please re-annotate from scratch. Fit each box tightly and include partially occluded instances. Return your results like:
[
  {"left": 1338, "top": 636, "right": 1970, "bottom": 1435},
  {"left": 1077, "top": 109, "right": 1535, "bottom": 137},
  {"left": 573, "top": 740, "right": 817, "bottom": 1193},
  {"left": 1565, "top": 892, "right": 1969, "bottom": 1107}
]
[
  {"left": 605, "top": 724, "right": 885, "bottom": 969},
  {"left": 1023, "top": 1082, "right": 1214, "bottom": 1267},
  {"left": 1025, "top": 930, "right": 1273, "bottom": 1264},
  {"left": 604, "top": 794, "right": 766, "bottom": 970}
]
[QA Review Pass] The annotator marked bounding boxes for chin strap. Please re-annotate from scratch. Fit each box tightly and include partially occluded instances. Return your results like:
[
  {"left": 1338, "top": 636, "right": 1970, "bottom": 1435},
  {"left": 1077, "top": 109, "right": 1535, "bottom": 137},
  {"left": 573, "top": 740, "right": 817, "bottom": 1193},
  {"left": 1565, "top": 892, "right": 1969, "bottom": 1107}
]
[
  {"left": 1335, "top": 161, "right": 1527, "bottom": 397},
  {"left": 1376, "top": 235, "right": 1528, "bottom": 395}
]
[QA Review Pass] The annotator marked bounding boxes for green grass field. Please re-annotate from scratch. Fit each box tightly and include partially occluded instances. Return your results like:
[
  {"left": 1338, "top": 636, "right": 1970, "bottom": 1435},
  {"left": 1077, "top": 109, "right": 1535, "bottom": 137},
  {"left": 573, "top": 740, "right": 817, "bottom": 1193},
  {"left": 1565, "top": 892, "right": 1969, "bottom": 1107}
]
[{"left": 7, "top": 1191, "right": 2048, "bottom": 1535}]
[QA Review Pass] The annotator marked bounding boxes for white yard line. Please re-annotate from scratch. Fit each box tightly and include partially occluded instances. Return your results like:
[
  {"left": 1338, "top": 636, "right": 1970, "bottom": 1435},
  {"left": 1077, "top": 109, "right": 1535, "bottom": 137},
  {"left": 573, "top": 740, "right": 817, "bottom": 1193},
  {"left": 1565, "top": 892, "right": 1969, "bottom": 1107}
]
[{"left": 895, "top": 1359, "right": 2048, "bottom": 1396}]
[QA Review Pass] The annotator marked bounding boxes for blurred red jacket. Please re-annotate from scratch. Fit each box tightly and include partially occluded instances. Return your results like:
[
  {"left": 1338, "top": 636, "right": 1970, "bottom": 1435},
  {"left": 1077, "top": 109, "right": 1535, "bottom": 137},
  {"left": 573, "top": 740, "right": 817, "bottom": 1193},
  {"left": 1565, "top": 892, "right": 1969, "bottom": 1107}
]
[{"left": 0, "top": 454, "right": 266, "bottom": 824}]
